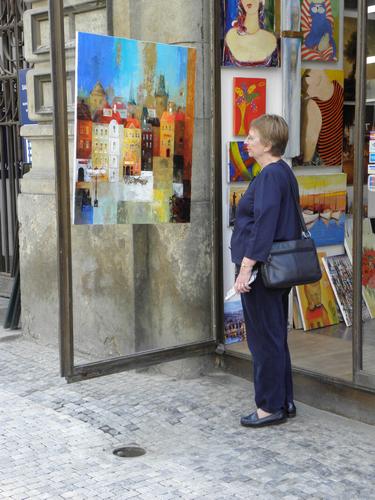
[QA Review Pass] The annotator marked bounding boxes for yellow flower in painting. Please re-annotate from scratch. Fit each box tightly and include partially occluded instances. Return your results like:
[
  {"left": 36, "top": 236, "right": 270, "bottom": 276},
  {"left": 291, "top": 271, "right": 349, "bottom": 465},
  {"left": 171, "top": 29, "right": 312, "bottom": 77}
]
[
  {"left": 247, "top": 84, "right": 256, "bottom": 94},
  {"left": 235, "top": 87, "right": 244, "bottom": 97}
]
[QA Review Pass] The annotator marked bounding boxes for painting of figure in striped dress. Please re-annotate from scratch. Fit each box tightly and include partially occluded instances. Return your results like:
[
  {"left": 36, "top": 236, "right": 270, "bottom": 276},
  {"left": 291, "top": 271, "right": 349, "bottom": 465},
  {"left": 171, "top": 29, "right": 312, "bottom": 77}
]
[
  {"left": 294, "top": 69, "right": 344, "bottom": 167},
  {"left": 300, "top": 0, "right": 339, "bottom": 62}
]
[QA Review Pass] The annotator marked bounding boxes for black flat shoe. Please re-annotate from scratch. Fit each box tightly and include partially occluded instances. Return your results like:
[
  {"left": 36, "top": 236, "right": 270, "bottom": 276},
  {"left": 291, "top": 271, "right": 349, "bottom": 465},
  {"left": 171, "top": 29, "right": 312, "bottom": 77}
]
[
  {"left": 240, "top": 409, "right": 286, "bottom": 428},
  {"left": 286, "top": 402, "right": 297, "bottom": 418}
]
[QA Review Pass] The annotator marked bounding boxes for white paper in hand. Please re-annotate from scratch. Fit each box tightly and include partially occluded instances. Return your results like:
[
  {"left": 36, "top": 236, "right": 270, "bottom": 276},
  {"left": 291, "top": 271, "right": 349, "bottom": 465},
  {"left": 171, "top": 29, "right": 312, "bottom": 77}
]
[{"left": 224, "top": 269, "right": 258, "bottom": 301}]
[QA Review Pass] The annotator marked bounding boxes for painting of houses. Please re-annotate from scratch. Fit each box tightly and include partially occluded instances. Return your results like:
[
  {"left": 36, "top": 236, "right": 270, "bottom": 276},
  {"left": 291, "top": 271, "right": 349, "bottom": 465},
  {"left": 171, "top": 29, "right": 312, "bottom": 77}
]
[{"left": 74, "top": 32, "right": 196, "bottom": 224}]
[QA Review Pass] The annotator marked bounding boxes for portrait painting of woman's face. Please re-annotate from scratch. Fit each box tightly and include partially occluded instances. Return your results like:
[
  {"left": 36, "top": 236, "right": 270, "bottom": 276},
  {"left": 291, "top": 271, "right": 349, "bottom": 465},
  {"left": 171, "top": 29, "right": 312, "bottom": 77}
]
[{"left": 222, "top": 0, "right": 280, "bottom": 67}]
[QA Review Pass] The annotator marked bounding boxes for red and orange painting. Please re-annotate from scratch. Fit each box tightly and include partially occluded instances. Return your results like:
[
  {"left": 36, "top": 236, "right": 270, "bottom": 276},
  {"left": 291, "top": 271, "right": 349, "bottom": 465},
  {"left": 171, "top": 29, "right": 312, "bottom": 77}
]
[{"left": 233, "top": 77, "right": 266, "bottom": 137}]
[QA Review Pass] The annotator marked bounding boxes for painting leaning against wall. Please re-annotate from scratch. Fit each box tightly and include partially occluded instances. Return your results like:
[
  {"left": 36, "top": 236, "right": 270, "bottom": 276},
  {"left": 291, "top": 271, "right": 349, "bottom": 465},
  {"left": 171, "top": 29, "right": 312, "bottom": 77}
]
[{"left": 73, "top": 32, "right": 196, "bottom": 225}]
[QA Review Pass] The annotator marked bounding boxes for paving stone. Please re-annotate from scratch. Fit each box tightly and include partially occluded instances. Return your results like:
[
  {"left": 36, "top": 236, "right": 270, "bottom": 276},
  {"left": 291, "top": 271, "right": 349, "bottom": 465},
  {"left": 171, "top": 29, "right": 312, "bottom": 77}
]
[{"left": 1, "top": 337, "right": 375, "bottom": 499}]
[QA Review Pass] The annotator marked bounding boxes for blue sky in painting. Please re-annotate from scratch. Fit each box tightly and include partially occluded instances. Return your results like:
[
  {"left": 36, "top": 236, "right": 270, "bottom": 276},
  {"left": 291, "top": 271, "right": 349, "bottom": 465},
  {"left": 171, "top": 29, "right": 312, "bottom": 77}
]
[{"left": 77, "top": 32, "right": 188, "bottom": 106}]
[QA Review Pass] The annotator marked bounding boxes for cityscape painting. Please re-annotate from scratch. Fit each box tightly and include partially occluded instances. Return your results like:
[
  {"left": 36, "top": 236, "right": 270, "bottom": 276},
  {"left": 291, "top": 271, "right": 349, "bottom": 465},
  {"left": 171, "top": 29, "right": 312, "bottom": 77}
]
[{"left": 74, "top": 32, "right": 196, "bottom": 224}]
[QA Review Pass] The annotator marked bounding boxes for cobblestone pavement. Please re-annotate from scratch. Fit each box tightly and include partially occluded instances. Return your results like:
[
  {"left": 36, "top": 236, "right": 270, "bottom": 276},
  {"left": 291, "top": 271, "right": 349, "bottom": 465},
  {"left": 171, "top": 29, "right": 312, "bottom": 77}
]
[{"left": 1, "top": 336, "right": 375, "bottom": 499}]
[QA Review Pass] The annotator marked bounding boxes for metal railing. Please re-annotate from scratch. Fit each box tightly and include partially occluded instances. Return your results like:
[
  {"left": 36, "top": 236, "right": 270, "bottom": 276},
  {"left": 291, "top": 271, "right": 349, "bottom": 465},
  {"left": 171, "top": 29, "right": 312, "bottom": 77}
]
[{"left": 0, "top": 0, "right": 28, "bottom": 327}]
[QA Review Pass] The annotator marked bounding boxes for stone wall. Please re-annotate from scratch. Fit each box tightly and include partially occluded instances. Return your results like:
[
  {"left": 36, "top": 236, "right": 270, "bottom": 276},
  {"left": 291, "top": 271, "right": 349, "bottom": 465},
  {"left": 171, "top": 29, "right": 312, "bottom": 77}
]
[{"left": 19, "top": 0, "right": 215, "bottom": 362}]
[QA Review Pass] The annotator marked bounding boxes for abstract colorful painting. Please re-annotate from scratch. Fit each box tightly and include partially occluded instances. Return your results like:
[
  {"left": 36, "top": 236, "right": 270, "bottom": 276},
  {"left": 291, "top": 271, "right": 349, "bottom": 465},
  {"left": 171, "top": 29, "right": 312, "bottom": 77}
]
[
  {"left": 224, "top": 300, "right": 246, "bottom": 344},
  {"left": 233, "top": 77, "right": 266, "bottom": 136},
  {"left": 228, "top": 142, "right": 261, "bottom": 182},
  {"left": 228, "top": 185, "right": 247, "bottom": 226},
  {"left": 296, "top": 174, "right": 347, "bottom": 246},
  {"left": 282, "top": 0, "right": 301, "bottom": 158},
  {"left": 296, "top": 252, "right": 340, "bottom": 331},
  {"left": 322, "top": 255, "right": 370, "bottom": 327},
  {"left": 345, "top": 218, "right": 375, "bottom": 319},
  {"left": 301, "top": 0, "right": 339, "bottom": 62},
  {"left": 222, "top": 0, "right": 280, "bottom": 67},
  {"left": 73, "top": 32, "right": 196, "bottom": 225},
  {"left": 293, "top": 69, "right": 344, "bottom": 167}
]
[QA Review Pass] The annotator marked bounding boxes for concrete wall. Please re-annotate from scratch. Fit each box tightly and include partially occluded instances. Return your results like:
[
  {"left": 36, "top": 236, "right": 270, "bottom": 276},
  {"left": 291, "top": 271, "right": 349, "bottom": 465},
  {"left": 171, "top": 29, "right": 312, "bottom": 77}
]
[{"left": 19, "top": 0, "right": 215, "bottom": 362}]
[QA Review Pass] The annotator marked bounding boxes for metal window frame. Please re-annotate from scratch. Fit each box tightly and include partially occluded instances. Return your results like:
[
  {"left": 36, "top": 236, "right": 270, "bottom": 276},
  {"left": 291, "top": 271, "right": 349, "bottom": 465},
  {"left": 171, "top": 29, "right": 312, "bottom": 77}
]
[
  {"left": 352, "top": 0, "right": 375, "bottom": 388},
  {"left": 48, "top": 0, "right": 221, "bottom": 382}
]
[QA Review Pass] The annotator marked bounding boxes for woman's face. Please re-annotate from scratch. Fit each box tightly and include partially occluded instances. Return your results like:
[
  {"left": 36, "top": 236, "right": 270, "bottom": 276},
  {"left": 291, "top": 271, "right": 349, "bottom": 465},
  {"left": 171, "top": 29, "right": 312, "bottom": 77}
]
[
  {"left": 240, "top": 0, "right": 260, "bottom": 15},
  {"left": 244, "top": 127, "right": 267, "bottom": 159}
]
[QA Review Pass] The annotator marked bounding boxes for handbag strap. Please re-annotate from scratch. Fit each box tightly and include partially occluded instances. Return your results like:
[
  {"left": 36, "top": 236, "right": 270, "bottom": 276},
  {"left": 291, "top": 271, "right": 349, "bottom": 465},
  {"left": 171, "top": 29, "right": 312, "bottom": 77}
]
[{"left": 286, "top": 166, "right": 310, "bottom": 238}]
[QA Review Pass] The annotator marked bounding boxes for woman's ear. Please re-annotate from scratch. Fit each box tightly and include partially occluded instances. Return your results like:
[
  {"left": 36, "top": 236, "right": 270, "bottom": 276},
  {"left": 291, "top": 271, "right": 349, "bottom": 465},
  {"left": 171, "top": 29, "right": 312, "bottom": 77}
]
[{"left": 263, "top": 142, "right": 272, "bottom": 153}]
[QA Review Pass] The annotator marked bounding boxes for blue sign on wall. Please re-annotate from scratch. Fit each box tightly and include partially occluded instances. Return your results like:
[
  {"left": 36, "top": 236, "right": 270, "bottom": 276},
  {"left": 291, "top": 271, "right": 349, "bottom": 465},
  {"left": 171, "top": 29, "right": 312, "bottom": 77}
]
[
  {"left": 19, "top": 69, "right": 35, "bottom": 126},
  {"left": 19, "top": 69, "right": 35, "bottom": 164}
]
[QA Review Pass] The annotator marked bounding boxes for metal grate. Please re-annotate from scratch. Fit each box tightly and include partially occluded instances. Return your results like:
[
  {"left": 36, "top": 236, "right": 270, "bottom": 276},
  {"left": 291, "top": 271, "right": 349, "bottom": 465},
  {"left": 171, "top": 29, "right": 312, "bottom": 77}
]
[{"left": 0, "top": 0, "right": 29, "bottom": 328}]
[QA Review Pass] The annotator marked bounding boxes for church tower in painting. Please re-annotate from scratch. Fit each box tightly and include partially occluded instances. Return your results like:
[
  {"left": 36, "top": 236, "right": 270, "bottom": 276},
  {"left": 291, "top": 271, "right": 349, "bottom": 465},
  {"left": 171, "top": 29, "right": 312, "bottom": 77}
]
[
  {"left": 155, "top": 75, "right": 169, "bottom": 119},
  {"left": 143, "top": 42, "right": 157, "bottom": 110}
]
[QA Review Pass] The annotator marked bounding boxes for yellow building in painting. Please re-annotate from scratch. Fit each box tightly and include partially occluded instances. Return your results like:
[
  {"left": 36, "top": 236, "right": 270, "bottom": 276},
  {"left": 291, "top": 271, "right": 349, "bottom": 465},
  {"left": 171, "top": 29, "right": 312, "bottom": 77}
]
[
  {"left": 160, "top": 111, "right": 175, "bottom": 159},
  {"left": 123, "top": 119, "right": 142, "bottom": 176},
  {"left": 91, "top": 123, "right": 109, "bottom": 179},
  {"left": 88, "top": 82, "right": 106, "bottom": 116}
]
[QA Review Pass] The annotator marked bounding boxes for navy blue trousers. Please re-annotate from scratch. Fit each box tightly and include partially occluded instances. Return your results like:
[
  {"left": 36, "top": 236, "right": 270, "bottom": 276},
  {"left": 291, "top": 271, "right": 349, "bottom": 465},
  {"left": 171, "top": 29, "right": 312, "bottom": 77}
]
[{"left": 240, "top": 272, "right": 293, "bottom": 413}]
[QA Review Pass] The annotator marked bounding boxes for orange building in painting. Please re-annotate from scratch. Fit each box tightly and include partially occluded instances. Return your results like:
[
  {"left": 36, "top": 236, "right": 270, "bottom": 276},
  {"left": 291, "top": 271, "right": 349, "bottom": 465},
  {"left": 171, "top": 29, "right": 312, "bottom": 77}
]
[
  {"left": 76, "top": 100, "right": 92, "bottom": 159},
  {"left": 160, "top": 110, "right": 175, "bottom": 158},
  {"left": 174, "top": 110, "right": 185, "bottom": 157}
]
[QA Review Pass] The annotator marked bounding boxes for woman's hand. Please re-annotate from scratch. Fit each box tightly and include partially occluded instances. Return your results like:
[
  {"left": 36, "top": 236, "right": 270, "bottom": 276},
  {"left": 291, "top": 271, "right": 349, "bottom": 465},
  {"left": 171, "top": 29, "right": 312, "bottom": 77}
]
[{"left": 235, "top": 266, "right": 252, "bottom": 294}]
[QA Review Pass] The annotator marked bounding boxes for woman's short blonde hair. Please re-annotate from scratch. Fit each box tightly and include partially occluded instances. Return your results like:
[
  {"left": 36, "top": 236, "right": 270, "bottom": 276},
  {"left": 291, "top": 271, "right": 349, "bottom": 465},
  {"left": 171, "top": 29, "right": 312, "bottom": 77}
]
[{"left": 251, "top": 114, "right": 289, "bottom": 156}]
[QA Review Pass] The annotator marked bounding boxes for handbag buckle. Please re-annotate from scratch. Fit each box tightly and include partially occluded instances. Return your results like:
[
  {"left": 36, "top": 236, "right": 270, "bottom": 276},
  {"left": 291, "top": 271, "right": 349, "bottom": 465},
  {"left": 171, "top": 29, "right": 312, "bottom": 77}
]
[{"left": 302, "top": 231, "right": 311, "bottom": 239}]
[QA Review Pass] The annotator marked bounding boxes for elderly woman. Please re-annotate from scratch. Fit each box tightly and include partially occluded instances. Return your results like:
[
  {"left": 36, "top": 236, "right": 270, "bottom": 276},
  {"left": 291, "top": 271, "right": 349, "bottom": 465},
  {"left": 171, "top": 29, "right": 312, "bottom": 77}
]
[{"left": 231, "top": 114, "right": 301, "bottom": 427}]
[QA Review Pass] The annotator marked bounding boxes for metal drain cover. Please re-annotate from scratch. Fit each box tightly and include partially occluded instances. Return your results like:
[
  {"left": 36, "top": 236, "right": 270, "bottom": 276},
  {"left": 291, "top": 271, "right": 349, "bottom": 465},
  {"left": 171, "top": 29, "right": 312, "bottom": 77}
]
[{"left": 113, "top": 446, "right": 146, "bottom": 458}]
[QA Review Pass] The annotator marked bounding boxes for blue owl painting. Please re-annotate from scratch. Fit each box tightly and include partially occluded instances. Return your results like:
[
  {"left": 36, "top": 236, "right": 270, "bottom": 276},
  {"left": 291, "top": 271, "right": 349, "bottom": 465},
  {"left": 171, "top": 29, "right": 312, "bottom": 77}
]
[{"left": 301, "top": 0, "right": 339, "bottom": 62}]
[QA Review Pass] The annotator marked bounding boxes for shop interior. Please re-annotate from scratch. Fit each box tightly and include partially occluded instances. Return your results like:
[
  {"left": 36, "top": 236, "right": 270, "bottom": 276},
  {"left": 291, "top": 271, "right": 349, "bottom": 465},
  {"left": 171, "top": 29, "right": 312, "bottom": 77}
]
[{"left": 222, "top": 1, "right": 375, "bottom": 383}]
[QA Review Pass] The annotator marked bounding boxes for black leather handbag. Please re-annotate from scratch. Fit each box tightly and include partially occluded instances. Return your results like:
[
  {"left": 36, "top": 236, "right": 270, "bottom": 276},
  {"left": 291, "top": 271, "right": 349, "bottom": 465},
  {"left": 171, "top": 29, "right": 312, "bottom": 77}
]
[{"left": 261, "top": 174, "right": 322, "bottom": 289}]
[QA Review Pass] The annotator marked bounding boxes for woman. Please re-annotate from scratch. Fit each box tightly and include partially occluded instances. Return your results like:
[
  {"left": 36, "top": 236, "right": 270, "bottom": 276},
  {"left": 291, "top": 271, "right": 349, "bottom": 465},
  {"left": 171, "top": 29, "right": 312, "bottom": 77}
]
[
  {"left": 223, "top": 0, "right": 279, "bottom": 67},
  {"left": 231, "top": 114, "right": 301, "bottom": 428}
]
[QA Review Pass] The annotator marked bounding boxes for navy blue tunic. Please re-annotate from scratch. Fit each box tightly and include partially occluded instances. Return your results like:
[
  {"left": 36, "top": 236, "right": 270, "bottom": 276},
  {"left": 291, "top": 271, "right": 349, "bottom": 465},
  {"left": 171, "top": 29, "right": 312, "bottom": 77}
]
[{"left": 231, "top": 159, "right": 301, "bottom": 265}]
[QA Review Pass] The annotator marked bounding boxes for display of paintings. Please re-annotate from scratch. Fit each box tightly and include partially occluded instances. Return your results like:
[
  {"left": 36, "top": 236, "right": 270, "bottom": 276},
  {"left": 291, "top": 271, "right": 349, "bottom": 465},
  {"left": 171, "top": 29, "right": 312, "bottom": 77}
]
[
  {"left": 343, "top": 16, "right": 375, "bottom": 101},
  {"left": 224, "top": 300, "right": 246, "bottom": 344},
  {"left": 233, "top": 77, "right": 266, "bottom": 136},
  {"left": 293, "top": 69, "right": 344, "bottom": 167},
  {"left": 282, "top": 0, "right": 301, "bottom": 158},
  {"left": 343, "top": 104, "right": 374, "bottom": 185},
  {"left": 322, "top": 255, "right": 370, "bottom": 327},
  {"left": 222, "top": 0, "right": 280, "bottom": 67},
  {"left": 296, "top": 252, "right": 340, "bottom": 331},
  {"left": 228, "top": 142, "right": 261, "bottom": 182},
  {"left": 229, "top": 185, "right": 247, "bottom": 226},
  {"left": 73, "top": 32, "right": 196, "bottom": 225},
  {"left": 344, "top": 218, "right": 375, "bottom": 319},
  {"left": 296, "top": 174, "right": 346, "bottom": 247},
  {"left": 300, "top": 0, "right": 339, "bottom": 62}
]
